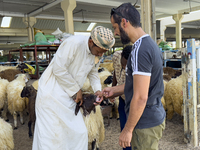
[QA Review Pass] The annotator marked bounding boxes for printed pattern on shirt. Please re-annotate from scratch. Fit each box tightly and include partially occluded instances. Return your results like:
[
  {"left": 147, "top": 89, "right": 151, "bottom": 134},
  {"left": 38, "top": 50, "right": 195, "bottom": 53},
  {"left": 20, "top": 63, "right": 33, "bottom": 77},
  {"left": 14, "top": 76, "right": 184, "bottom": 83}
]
[{"left": 112, "top": 51, "right": 126, "bottom": 100}]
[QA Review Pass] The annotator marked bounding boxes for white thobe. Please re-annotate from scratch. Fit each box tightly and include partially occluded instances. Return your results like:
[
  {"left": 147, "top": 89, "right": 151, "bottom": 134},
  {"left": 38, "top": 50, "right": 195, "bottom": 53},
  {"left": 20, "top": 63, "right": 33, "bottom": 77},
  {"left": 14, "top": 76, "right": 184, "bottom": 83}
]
[{"left": 32, "top": 35, "right": 102, "bottom": 150}]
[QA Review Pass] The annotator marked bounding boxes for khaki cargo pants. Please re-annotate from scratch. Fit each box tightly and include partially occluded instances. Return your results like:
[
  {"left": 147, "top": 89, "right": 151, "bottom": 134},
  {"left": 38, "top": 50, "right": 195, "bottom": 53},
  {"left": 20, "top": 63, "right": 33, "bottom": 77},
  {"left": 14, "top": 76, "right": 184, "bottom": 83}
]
[{"left": 131, "top": 120, "right": 165, "bottom": 150}]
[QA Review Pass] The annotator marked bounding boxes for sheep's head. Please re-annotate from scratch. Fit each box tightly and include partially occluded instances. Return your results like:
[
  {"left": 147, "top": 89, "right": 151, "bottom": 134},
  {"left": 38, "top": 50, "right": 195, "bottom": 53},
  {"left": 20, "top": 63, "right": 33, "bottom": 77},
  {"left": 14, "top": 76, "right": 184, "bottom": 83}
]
[
  {"left": 14, "top": 73, "right": 30, "bottom": 82},
  {"left": 21, "top": 85, "right": 37, "bottom": 98},
  {"left": 75, "top": 94, "right": 97, "bottom": 116},
  {"left": 104, "top": 75, "right": 113, "bottom": 84},
  {"left": 17, "top": 63, "right": 28, "bottom": 70}
]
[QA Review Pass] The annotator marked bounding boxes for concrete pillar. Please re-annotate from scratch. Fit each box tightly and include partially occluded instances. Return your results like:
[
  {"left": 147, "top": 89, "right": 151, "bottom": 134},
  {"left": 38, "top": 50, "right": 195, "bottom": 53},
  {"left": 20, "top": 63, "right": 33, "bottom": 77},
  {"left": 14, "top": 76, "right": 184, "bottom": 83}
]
[
  {"left": 23, "top": 17, "right": 36, "bottom": 61},
  {"left": 141, "top": 0, "right": 156, "bottom": 40},
  {"left": 173, "top": 14, "right": 183, "bottom": 49},
  {"left": 23, "top": 17, "right": 36, "bottom": 42},
  {"left": 160, "top": 20, "right": 167, "bottom": 41},
  {"left": 61, "top": 0, "right": 76, "bottom": 34}
]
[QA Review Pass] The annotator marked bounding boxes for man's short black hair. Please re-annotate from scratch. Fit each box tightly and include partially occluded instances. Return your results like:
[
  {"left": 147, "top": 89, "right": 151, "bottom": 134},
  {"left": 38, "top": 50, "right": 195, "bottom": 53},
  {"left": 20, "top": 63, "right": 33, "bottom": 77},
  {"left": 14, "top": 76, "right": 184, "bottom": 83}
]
[
  {"left": 110, "top": 3, "right": 141, "bottom": 28},
  {"left": 121, "top": 45, "right": 132, "bottom": 60}
]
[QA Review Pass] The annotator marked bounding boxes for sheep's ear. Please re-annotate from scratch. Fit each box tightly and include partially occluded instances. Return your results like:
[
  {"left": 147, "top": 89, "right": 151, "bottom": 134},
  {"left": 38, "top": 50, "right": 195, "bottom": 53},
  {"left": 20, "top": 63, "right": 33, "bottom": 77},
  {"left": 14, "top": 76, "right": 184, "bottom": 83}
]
[{"left": 75, "top": 104, "right": 80, "bottom": 115}]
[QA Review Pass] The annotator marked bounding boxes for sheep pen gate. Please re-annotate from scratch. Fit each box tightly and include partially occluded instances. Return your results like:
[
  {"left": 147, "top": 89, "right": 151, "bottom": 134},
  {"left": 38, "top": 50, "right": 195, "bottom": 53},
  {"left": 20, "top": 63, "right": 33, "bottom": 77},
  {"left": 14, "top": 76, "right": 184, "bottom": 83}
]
[{"left": 181, "top": 39, "right": 200, "bottom": 147}]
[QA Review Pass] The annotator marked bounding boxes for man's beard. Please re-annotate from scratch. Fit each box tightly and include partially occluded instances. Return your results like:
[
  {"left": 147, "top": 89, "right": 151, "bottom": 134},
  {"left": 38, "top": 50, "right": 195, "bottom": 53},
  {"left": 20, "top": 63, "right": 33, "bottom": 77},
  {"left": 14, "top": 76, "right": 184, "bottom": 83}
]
[{"left": 119, "top": 25, "right": 130, "bottom": 45}]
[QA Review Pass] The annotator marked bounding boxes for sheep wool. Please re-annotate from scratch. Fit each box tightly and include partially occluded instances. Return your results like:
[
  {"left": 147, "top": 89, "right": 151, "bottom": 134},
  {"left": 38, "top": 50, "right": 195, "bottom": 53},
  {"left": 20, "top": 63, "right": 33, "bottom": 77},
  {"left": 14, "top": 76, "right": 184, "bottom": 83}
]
[
  {"left": 99, "top": 62, "right": 114, "bottom": 73},
  {"left": 32, "top": 79, "right": 39, "bottom": 90},
  {"left": 164, "top": 74, "right": 185, "bottom": 120},
  {"left": 98, "top": 68, "right": 112, "bottom": 89},
  {"left": 81, "top": 105, "right": 105, "bottom": 150},
  {"left": 0, "top": 66, "right": 16, "bottom": 72},
  {"left": 0, "top": 117, "right": 14, "bottom": 150},
  {"left": 0, "top": 78, "right": 9, "bottom": 120},
  {"left": 7, "top": 74, "right": 29, "bottom": 128},
  {"left": 81, "top": 68, "right": 112, "bottom": 93},
  {"left": 7, "top": 74, "right": 28, "bottom": 114}
]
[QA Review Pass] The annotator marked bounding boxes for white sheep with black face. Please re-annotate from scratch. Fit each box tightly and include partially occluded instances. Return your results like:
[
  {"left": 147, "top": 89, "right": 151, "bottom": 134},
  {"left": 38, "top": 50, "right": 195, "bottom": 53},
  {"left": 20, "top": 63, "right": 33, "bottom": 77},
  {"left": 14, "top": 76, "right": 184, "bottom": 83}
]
[
  {"left": 74, "top": 93, "right": 105, "bottom": 150},
  {"left": 7, "top": 74, "right": 29, "bottom": 129}
]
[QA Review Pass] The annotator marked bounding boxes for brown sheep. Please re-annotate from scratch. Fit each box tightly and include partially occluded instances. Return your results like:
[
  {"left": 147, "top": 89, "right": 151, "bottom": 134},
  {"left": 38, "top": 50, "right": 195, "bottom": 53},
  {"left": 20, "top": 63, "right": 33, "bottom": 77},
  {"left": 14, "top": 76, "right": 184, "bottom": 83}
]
[
  {"left": 163, "top": 67, "right": 182, "bottom": 78},
  {"left": 21, "top": 85, "right": 37, "bottom": 138},
  {"left": 0, "top": 69, "right": 22, "bottom": 82}
]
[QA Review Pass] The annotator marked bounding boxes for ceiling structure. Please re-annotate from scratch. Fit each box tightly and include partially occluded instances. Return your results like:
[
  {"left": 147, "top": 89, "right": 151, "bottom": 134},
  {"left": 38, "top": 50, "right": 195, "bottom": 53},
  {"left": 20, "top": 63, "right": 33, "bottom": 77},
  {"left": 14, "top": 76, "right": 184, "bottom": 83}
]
[{"left": 0, "top": 0, "right": 200, "bottom": 51}]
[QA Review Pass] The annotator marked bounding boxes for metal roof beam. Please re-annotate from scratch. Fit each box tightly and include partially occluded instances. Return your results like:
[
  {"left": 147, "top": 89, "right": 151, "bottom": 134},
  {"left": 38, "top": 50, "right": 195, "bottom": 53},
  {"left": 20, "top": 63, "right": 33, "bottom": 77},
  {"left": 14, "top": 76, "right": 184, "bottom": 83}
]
[{"left": 28, "top": 0, "right": 63, "bottom": 17}]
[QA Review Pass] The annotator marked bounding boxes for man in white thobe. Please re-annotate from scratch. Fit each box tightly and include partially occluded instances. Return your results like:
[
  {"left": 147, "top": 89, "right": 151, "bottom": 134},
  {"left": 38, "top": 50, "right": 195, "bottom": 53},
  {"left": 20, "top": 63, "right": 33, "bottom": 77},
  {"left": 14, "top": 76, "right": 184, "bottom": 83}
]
[{"left": 32, "top": 26, "right": 115, "bottom": 150}]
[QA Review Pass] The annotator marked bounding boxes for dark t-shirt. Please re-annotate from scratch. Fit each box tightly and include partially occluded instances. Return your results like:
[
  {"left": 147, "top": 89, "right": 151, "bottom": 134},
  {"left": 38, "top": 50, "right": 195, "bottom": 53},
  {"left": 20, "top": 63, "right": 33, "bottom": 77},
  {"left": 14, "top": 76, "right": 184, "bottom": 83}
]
[{"left": 124, "top": 34, "right": 166, "bottom": 129}]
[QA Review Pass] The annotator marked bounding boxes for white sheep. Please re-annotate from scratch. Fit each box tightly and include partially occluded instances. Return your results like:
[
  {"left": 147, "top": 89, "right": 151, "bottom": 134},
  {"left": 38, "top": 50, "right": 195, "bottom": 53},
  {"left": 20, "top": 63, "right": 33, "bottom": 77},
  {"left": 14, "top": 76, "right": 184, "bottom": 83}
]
[
  {"left": 0, "top": 117, "right": 14, "bottom": 150},
  {"left": 81, "top": 67, "right": 112, "bottom": 93},
  {"left": 7, "top": 74, "right": 29, "bottom": 129},
  {"left": 0, "top": 78, "right": 9, "bottom": 121},
  {"left": 99, "top": 62, "right": 114, "bottom": 73},
  {"left": 164, "top": 74, "right": 186, "bottom": 120},
  {"left": 0, "top": 66, "right": 17, "bottom": 72}
]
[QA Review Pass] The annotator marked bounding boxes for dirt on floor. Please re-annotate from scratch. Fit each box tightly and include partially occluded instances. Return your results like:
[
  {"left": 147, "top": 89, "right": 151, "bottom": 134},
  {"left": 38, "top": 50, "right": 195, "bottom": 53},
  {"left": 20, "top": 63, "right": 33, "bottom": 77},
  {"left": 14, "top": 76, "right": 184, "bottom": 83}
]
[{"left": 2, "top": 111, "right": 199, "bottom": 150}]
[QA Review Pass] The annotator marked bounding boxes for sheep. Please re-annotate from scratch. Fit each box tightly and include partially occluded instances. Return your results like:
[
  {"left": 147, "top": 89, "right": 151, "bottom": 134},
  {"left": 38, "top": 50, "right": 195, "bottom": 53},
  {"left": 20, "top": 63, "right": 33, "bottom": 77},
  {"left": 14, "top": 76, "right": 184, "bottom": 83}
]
[
  {"left": 99, "top": 62, "right": 114, "bottom": 73},
  {"left": 0, "top": 78, "right": 9, "bottom": 121},
  {"left": 164, "top": 74, "right": 187, "bottom": 120},
  {"left": 0, "top": 117, "right": 14, "bottom": 150},
  {"left": 75, "top": 93, "right": 105, "bottom": 150},
  {"left": 0, "top": 69, "right": 22, "bottom": 82},
  {"left": 163, "top": 74, "right": 171, "bottom": 82},
  {"left": 81, "top": 67, "right": 113, "bottom": 93},
  {"left": 100, "top": 99, "right": 113, "bottom": 126},
  {"left": 163, "top": 67, "right": 182, "bottom": 78},
  {"left": 7, "top": 74, "right": 29, "bottom": 129},
  {"left": 21, "top": 85, "right": 37, "bottom": 138},
  {"left": 0, "top": 66, "right": 16, "bottom": 72}
]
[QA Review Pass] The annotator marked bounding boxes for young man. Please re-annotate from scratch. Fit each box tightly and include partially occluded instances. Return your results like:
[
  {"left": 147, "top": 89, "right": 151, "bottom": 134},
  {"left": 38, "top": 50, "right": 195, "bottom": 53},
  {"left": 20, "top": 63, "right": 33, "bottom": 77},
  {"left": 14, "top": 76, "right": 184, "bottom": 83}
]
[
  {"left": 32, "top": 26, "right": 115, "bottom": 150},
  {"left": 103, "top": 3, "right": 166, "bottom": 150},
  {"left": 112, "top": 45, "right": 132, "bottom": 150}
]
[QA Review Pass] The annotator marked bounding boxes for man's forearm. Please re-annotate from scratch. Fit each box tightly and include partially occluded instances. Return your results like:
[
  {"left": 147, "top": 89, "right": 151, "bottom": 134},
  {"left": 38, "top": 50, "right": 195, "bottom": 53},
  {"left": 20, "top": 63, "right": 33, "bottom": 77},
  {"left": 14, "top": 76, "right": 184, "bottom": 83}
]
[
  {"left": 124, "top": 96, "right": 147, "bottom": 132},
  {"left": 112, "top": 84, "right": 125, "bottom": 97}
]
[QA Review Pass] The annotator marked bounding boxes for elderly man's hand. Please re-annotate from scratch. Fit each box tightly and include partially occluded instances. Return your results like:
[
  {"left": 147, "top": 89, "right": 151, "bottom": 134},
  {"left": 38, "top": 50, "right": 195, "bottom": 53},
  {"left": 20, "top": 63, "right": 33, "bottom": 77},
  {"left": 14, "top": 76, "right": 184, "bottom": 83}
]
[{"left": 73, "top": 90, "right": 83, "bottom": 106}]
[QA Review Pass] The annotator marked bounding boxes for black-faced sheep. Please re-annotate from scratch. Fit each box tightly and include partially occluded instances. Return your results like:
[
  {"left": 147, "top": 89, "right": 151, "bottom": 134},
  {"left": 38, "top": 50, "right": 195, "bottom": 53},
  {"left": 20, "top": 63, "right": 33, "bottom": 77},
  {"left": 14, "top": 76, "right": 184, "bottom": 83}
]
[
  {"left": 7, "top": 74, "right": 29, "bottom": 129},
  {"left": 74, "top": 93, "right": 105, "bottom": 150},
  {"left": 21, "top": 85, "right": 37, "bottom": 138}
]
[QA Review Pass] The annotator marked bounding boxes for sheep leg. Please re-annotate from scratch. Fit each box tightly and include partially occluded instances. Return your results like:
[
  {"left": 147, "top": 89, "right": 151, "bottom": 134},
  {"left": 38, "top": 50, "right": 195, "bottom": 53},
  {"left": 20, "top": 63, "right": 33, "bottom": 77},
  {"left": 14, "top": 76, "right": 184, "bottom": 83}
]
[
  {"left": 2, "top": 102, "right": 8, "bottom": 121},
  {"left": 13, "top": 111, "right": 18, "bottom": 129},
  {"left": 19, "top": 111, "right": 24, "bottom": 125},
  {"left": 28, "top": 121, "right": 32, "bottom": 137},
  {"left": 92, "top": 139, "right": 96, "bottom": 150}
]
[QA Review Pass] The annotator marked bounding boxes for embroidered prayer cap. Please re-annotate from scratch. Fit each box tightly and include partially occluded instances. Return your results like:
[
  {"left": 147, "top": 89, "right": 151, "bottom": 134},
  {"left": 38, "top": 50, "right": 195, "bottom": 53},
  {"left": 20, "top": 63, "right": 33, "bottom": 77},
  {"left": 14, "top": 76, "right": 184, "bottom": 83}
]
[{"left": 91, "top": 26, "right": 115, "bottom": 50}]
